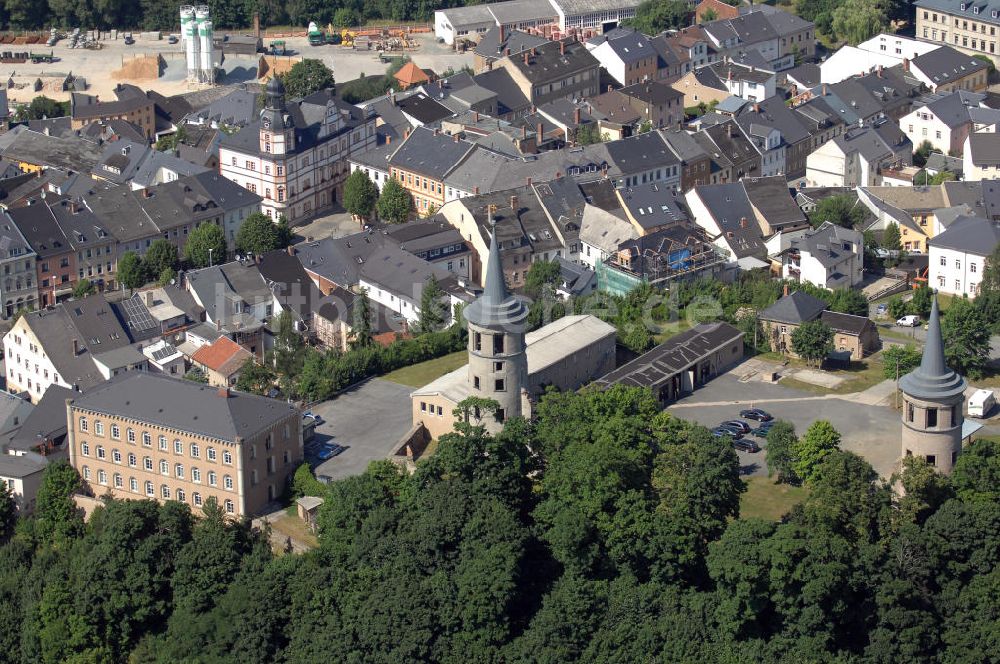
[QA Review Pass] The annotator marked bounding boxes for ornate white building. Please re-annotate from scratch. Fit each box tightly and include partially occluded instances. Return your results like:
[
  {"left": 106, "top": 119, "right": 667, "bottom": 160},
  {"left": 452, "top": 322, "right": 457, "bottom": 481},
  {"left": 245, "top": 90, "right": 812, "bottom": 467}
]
[{"left": 218, "top": 78, "right": 377, "bottom": 223}]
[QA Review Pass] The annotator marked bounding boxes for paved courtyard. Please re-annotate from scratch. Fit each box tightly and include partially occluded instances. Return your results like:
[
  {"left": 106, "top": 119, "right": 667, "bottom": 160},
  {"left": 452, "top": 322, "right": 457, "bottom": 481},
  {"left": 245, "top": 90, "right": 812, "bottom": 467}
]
[
  {"left": 307, "top": 378, "right": 413, "bottom": 481},
  {"left": 668, "top": 369, "right": 904, "bottom": 478}
]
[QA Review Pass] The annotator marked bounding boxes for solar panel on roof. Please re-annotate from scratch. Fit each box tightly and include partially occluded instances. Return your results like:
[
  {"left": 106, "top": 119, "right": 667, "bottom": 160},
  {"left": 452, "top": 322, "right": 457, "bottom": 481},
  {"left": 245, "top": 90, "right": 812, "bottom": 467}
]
[{"left": 121, "top": 296, "right": 158, "bottom": 332}]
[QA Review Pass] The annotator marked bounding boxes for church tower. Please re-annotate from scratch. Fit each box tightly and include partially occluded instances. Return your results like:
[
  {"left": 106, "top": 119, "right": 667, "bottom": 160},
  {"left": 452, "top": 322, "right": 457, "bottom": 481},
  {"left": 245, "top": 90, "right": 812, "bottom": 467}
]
[
  {"left": 899, "top": 295, "right": 967, "bottom": 474},
  {"left": 259, "top": 76, "right": 292, "bottom": 155},
  {"left": 461, "top": 227, "right": 528, "bottom": 433}
]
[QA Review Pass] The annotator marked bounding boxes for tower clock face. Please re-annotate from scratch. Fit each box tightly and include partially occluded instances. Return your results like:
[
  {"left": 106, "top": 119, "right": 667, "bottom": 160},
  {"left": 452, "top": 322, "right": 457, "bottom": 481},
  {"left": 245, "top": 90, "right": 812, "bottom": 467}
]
[{"left": 262, "top": 117, "right": 271, "bottom": 129}]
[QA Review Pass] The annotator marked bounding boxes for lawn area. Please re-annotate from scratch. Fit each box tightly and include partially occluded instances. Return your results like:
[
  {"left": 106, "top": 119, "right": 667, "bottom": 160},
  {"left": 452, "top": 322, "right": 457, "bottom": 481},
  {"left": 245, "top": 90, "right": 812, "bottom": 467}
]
[
  {"left": 270, "top": 505, "right": 319, "bottom": 550},
  {"left": 741, "top": 476, "right": 810, "bottom": 521},
  {"left": 382, "top": 350, "right": 467, "bottom": 388},
  {"left": 764, "top": 352, "right": 888, "bottom": 395}
]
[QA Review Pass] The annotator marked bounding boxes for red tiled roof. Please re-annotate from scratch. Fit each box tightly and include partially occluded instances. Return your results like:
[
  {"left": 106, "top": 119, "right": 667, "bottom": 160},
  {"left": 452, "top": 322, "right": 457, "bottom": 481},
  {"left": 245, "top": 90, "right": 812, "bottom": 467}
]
[{"left": 191, "top": 336, "right": 252, "bottom": 376}]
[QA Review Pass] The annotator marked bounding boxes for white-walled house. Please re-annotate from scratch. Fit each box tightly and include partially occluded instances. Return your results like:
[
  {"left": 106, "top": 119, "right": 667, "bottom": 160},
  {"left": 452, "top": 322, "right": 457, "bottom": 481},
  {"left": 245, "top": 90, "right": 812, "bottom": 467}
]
[
  {"left": 357, "top": 245, "right": 470, "bottom": 326},
  {"left": 928, "top": 215, "right": 1000, "bottom": 298},
  {"left": 806, "top": 124, "right": 912, "bottom": 187},
  {"left": 779, "top": 221, "right": 864, "bottom": 289},
  {"left": 900, "top": 90, "right": 1000, "bottom": 156},
  {"left": 963, "top": 132, "right": 1000, "bottom": 180}
]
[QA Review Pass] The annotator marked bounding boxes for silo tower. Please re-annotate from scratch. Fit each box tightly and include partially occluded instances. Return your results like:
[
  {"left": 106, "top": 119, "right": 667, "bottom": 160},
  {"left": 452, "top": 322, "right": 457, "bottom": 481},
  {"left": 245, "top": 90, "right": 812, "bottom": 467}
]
[{"left": 180, "top": 5, "right": 199, "bottom": 82}]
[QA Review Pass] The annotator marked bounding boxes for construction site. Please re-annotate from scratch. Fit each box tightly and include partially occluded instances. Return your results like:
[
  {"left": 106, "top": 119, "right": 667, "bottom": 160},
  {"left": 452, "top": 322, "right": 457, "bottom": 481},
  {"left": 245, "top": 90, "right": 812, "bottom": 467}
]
[{"left": 0, "top": 20, "right": 471, "bottom": 105}]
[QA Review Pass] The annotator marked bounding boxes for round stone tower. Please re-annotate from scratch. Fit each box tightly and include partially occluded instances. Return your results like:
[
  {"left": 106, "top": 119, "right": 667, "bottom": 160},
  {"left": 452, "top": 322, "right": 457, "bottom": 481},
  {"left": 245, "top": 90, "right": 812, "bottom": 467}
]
[
  {"left": 899, "top": 295, "right": 967, "bottom": 474},
  {"left": 461, "top": 226, "right": 528, "bottom": 432}
]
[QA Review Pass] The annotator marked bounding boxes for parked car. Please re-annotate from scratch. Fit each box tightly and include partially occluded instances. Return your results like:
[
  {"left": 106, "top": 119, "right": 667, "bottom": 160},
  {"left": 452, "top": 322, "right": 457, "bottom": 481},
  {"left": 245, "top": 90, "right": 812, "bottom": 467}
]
[
  {"left": 168, "top": 34, "right": 179, "bottom": 44},
  {"left": 734, "top": 439, "right": 761, "bottom": 453},
  {"left": 315, "top": 443, "right": 344, "bottom": 460},
  {"left": 896, "top": 315, "right": 921, "bottom": 327},
  {"left": 875, "top": 303, "right": 888, "bottom": 316},
  {"left": 751, "top": 424, "right": 774, "bottom": 438},
  {"left": 739, "top": 408, "right": 773, "bottom": 422},
  {"left": 711, "top": 427, "right": 742, "bottom": 439},
  {"left": 303, "top": 411, "right": 324, "bottom": 423},
  {"left": 714, "top": 424, "right": 745, "bottom": 439},
  {"left": 720, "top": 420, "right": 752, "bottom": 434}
]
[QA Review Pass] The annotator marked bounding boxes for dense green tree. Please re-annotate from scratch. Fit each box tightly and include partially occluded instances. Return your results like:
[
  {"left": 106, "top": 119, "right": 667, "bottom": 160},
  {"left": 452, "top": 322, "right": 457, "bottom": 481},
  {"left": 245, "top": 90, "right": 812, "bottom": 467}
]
[
  {"left": 882, "top": 221, "right": 901, "bottom": 251},
  {"left": 575, "top": 122, "right": 606, "bottom": 145},
  {"left": 34, "top": 460, "right": 83, "bottom": 544},
  {"left": 699, "top": 7, "right": 717, "bottom": 21},
  {"left": 524, "top": 260, "right": 562, "bottom": 299},
  {"left": 882, "top": 343, "right": 922, "bottom": 380},
  {"left": 951, "top": 437, "right": 1000, "bottom": 503},
  {"left": 832, "top": 0, "right": 888, "bottom": 45},
  {"left": 18, "top": 95, "right": 64, "bottom": 121},
  {"left": 914, "top": 139, "right": 935, "bottom": 167},
  {"left": 941, "top": 297, "right": 991, "bottom": 379},
  {"left": 793, "top": 420, "right": 842, "bottom": 485},
  {"left": 71, "top": 279, "right": 96, "bottom": 299},
  {"left": 185, "top": 222, "right": 227, "bottom": 269},
  {"left": 909, "top": 283, "right": 933, "bottom": 317},
  {"left": 417, "top": 275, "right": 446, "bottom": 334},
  {"left": 350, "top": 288, "right": 374, "bottom": 348},
  {"left": 235, "top": 212, "right": 282, "bottom": 256},
  {"left": 708, "top": 518, "right": 778, "bottom": 639},
  {"left": 343, "top": 170, "right": 379, "bottom": 221},
  {"left": 827, "top": 288, "right": 869, "bottom": 317},
  {"left": 766, "top": 420, "right": 799, "bottom": 484},
  {"left": 184, "top": 366, "right": 208, "bottom": 383},
  {"left": 888, "top": 295, "right": 908, "bottom": 321},
  {"left": 144, "top": 239, "right": 178, "bottom": 278},
  {"left": 625, "top": 0, "right": 691, "bottom": 34},
  {"left": 376, "top": 177, "right": 412, "bottom": 224},
  {"left": 808, "top": 194, "right": 867, "bottom": 229},
  {"left": 117, "top": 251, "right": 146, "bottom": 290},
  {"left": 281, "top": 59, "right": 335, "bottom": 98},
  {"left": 235, "top": 358, "right": 275, "bottom": 395},
  {"left": 790, "top": 319, "right": 834, "bottom": 366},
  {"left": 894, "top": 455, "right": 954, "bottom": 525},
  {"left": 0, "top": 484, "right": 15, "bottom": 542},
  {"left": 269, "top": 310, "right": 307, "bottom": 395}
]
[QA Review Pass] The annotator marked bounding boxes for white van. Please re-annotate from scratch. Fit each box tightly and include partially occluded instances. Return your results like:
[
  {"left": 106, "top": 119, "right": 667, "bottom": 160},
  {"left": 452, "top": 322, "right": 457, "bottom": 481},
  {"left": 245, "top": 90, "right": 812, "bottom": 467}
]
[
  {"left": 896, "top": 315, "right": 921, "bottom": 327},
  {"left": 968, "top": 389, "right": 995, "bottom": 418}
]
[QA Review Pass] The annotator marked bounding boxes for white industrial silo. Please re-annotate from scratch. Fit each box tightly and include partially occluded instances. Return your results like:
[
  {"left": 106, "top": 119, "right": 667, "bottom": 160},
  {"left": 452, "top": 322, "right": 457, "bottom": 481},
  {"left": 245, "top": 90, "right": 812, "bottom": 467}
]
[
  {"left": 195, "top": 5, "right": 213, "bottom": 84},
  {"left": 181, "top": 5, "right": 198, "bottom": 82}
]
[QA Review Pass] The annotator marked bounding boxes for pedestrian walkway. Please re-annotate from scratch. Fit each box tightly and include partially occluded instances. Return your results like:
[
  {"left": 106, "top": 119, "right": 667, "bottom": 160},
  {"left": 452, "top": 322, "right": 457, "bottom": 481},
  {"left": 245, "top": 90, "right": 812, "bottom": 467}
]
[{"left": 851, "top": 378, "right": 898, "bottom": 406}]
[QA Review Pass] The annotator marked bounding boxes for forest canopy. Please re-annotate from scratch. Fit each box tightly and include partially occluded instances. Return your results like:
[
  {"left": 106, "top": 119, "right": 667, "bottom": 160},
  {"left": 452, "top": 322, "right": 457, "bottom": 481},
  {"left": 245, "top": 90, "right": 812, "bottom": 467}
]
[{"left": 1, "top": 384, "right": 998, "bottom": 662}]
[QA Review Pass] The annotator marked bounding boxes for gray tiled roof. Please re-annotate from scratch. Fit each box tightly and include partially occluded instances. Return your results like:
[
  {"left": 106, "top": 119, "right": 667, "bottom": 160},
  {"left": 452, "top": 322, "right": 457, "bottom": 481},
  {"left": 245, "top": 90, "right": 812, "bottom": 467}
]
[
  {"left": 388, "top": 126, "right": 476, "bottom": 179},
  {"left": 967, "top": 131, "right": 1000, "bottom": 165},
  {"left": 928, "top": 214, "right": 1000, "bottom": 255},
  {"left": 912, "top": 45, "right": 988, "bottom": 86},
  {"left": 759, "top": 290, "right": 828, "bottom": 324},
  {"left": 70, "top": 372, "right": 298, "bottom": 442},
  {"left": 595, "top": 321, "right": 742, "bottom": 389}
]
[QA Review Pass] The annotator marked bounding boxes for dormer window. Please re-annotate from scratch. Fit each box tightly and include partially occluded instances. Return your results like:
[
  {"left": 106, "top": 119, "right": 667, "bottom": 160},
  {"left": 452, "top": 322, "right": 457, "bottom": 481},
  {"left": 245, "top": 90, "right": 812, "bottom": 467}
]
[
  {"left": 974, "top": 5, "right": 979, "bottom": 13},
  {"left": 960, "top": 2, "right": 966, "bottom": 9}
]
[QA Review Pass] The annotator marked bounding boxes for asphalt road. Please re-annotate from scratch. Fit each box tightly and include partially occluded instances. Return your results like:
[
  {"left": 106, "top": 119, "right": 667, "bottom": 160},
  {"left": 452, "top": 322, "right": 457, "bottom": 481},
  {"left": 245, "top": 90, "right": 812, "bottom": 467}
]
[
  {"left": 668, "top": 373, "right": 903, "bottom": 478},
  {"left": 306, "top": 378, "right": 413, "bottom": 482}
]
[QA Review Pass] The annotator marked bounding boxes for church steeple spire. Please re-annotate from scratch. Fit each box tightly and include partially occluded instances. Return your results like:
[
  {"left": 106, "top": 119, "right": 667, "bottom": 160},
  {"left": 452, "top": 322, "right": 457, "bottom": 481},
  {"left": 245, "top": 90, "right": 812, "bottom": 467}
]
[
  {"left": 463, "top": 224, "right": 528, "bottom": 330},
  {"left": 899, "top": 295, "right": 966, "bottom": 401}
]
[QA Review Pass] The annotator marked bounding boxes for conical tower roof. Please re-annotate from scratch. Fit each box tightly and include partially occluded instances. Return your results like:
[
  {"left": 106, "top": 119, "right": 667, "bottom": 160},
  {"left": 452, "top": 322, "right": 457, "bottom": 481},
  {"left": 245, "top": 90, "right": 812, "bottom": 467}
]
[
  {"left": 463, "top": 227, "right": 528, "bottom": 330},
  {"left": 899, "top": 295, "right": 966, "bottom": 401}
]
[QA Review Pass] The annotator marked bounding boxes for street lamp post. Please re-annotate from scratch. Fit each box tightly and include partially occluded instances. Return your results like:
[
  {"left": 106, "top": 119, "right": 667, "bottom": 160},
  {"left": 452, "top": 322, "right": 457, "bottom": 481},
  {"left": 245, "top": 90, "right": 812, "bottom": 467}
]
[{"left": 208, "top": 248, "right": 213, "bottom": 268}]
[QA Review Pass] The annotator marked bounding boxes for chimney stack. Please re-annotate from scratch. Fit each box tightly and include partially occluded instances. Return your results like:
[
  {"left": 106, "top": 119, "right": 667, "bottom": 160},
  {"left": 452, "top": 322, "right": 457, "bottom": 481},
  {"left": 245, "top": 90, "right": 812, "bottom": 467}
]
[
  {"left": 453, "top": 133, "right": 460, "bottom": 143},
  {"left": 499, "top": 23, "right": 505, "bottom": 44},
  {"left": 216, "top": 319, "right": 222, "bottom": 331},
  {"left": 521, "top": 125, "right": 527, "bottom": 138},
  {"left": 72, "top": 338, "right": 79, "bottom": 356},
  {"left": 739, "top": 216, "right": 747, "bottom": 228},
  {"left": 608, "top": 84, "right": 613, "bottom": 93},
  {"left": 505, "top": 47, "right": 510, "bottom": 56},
  {"left": 753, "top": 102, "right": 760, "bottom": 113},
  {"left": 286, "top": 245, "right": 296, "bottom": 257},
  {"left": 560, "top": 40, "right": 565, "bottom": 55},
  {"left": 526, "top": 176, "right": 532, "bottom": 186},
  {"left": 473, "top": 111, "right": 479, "bottom": 122},
  {"left": 510, "top": 195, "right": 518, "bottom": 211},
  {"left": 144, "top": 290, "right": 154, "bottom": 306},
  {"left": 903, "top": 57, "right": 910, "bottom": 72},
  {"left": 877, "top": 64, "right": 884, "bottom": 78},
  {"left": 524, "top": 51, "right": 529, "bottom": 65},
  {"left": 217, "top": 386, "right": 231, "bottom": 398},
  {"left": 574, "top": 108, "right": 581, "bottom": 125},
  {"left": 474, "top": 185, "right": 480, "bottom": 195},
  {"left": 822, "top": 83, "right": 828, "bottom": 96},
  {"left": 726, "top": 123, "right": 733, "bottom": 137},
  {"left": 537, "top": 121, "right": 544, "bottom": 139},
  {"left": 783, "top": 284, "right": 789, "bottom": 297}
]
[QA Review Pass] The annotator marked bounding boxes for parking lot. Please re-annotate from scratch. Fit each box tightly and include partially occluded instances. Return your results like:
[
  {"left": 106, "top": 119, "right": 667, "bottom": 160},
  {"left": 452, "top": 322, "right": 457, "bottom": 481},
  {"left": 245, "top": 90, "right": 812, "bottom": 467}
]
[
  {"left": 668, "top": 370, "right": 904, "bottom": 478},
  {"left": 305, "top": 378, "right": 413, "bottom": 482}
]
